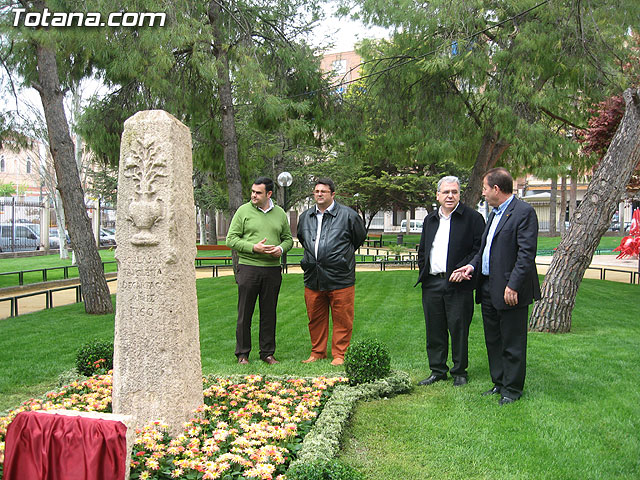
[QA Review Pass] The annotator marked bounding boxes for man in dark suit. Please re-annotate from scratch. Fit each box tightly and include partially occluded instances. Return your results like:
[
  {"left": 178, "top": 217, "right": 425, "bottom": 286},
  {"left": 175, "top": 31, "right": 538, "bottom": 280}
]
[
  {"left": 416, "top": 176, "right": 485, "bottom": 387},
  {"left": 452, "top": 168, "right": 540, "bottom": 405}
]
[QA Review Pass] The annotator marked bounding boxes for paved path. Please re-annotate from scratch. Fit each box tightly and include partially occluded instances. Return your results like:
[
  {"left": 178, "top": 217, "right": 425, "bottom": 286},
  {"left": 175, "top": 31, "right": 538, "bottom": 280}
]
[{"left": 0, "top": 255, "right": 637, "bottom": 320}]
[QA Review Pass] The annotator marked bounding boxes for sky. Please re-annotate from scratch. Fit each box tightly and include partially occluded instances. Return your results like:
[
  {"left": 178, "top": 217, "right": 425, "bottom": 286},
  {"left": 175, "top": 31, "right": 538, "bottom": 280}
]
[{"left": 312, "top": 3, "right": 389, "bottom": 53}]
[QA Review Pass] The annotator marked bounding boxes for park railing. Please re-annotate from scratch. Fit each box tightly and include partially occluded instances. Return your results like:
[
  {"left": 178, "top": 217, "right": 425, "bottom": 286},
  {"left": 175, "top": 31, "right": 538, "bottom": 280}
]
[
  {"left": 0, "top": 261, "right": 117, "bottom": 286},
  {"left": 0, "top": 276, "right": 118, "bottom": 317},
  {"left": 1, "top": 255, "right": 637, "bottom": 319}
]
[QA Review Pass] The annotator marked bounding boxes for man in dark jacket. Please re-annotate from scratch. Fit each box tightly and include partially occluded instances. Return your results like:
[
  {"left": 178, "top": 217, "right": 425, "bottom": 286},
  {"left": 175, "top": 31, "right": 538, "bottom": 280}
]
[
  {"left": 452, "top": 168, "right": 540, "bottom": 405},
  {"left": 416, "top": 176, "right": 485, "bottom": 387},
  {"left": 297, "top": 178, "right": 367, "bottom": 365}
]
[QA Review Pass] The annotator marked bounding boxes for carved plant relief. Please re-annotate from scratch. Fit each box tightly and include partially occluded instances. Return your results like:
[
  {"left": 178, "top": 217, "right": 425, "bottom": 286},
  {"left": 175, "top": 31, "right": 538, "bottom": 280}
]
[{"left": 124, "top": 139, "right": 167, "bottom": 245}]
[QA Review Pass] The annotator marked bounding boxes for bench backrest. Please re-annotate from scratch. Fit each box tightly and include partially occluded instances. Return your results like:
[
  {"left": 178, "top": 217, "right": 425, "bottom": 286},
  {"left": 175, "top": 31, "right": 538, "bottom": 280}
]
[{"left": 197, "top": 245, "right": 232, "bottom": 251}]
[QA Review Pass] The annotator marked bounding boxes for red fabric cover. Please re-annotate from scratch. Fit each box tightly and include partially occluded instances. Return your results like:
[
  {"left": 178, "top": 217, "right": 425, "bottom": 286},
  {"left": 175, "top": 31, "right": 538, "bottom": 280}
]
[{"left": 3, "top": 411, "right": 128, "bottom": 480}]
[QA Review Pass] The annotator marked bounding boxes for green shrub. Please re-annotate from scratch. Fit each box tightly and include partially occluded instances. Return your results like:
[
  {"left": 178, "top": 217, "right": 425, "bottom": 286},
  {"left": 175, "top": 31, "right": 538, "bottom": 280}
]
[
  {"left": 343, "top": 338, "right": 391, "bottom": 386},
  {"left": 287, "top": 459, "right": 365, "bottom": 480},
  {"left": 75, "top": 340, "right": 113, "bottom": 376}
]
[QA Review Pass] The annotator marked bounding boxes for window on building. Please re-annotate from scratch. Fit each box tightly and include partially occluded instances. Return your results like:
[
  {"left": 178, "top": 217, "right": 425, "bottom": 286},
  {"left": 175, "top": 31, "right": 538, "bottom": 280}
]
[
  {"left": 0, "top": 156, "right": 4, "bottom": 172},
  {"left": 332, "top": 59, "right": 347, "bottom": 76},
  {"left": 26, "top": 159, "right": 32, "bottom": 174}
]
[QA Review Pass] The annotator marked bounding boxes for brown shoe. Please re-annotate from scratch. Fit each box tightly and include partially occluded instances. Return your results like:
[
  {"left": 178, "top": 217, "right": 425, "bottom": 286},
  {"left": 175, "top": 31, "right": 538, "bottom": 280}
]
[
  {"left": 301, "top": 355, "right": 326, "bottom": 363},
  {"left": 331, "top": 357, "right": 344, "bottom": 366},
  {"left": 262, "top": 355, "right": 279, "bottom": 365},
  {"left": 238, "top": 355, "right": 249, "bottom": 365}
]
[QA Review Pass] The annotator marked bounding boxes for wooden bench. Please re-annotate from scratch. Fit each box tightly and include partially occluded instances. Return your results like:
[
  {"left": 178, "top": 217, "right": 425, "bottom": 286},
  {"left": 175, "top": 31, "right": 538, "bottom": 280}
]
[
  {"left": 196, "top": 245, "right": 232, "bottom": 266},
  {"left": 365, "top": 233, "right": 383, "bottom": 247}
]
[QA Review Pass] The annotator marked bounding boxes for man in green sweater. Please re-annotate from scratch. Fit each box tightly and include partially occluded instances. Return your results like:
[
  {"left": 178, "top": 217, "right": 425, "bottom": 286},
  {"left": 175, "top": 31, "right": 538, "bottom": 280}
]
[{"left": 226, "top": 177, "right": 293, "bottom": 365}]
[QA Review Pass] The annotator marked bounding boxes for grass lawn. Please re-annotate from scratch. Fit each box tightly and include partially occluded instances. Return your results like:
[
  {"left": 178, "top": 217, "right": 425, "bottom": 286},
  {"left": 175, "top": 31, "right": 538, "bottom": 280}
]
[
  {"left": 0, "top": 270, "right": 638, "bottom": 478},
  {"left": 0, "top": 249, "right": 117, "bottom": 288}
]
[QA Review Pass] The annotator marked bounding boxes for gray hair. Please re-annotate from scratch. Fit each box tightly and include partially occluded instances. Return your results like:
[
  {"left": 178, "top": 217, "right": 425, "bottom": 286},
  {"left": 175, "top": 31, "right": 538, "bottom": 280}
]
[{"left": 437, "top": 176, "right": 461, "bottom": 192}]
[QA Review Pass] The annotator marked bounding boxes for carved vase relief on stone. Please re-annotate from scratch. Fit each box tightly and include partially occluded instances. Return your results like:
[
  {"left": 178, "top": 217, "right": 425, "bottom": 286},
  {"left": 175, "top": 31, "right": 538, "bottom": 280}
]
[{"left": 123, "top": 139, "right": 167, "bottom": 246}]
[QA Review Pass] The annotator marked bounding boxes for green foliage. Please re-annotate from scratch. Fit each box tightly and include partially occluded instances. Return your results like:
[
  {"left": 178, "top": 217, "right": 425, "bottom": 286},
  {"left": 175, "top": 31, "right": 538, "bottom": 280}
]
[
  {"left": 75, "top": 339, "right": 113, "bottom": 376},
  {"left": 85, "top": 164, "right": 118, "bottom": 206},
  {"left": 287, "top": 459, "right": 365, "bottom": 480},
  {"left": 385, "top": 244, "right": 409, "bottom": 255},
  {"left": 0, "top": 183, "right": 16, "bottom": 197},
  {"left": 333, "top": 0, "right": 640, "bottom": 206},
  {"left": 72, "top": 0, "right": 331, "bottom": 210},
  {"left": 343, "top": 339, "right": 391, "bottom": 386}
]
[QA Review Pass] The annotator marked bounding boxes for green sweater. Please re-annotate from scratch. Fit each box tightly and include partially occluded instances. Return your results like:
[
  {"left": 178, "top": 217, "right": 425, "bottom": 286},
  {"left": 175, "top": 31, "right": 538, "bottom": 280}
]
[{"left": 226, "top": 202, "right": 293, "bottom": 267}]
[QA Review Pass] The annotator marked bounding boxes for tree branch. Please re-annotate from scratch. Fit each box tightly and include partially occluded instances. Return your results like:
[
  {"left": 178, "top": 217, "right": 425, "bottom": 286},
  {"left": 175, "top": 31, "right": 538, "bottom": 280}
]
[
  {"left": 447, "top": 78, "right": 483, "bottom": 129},
  {"left": 538, "top": 106, "right": 584, "bottom": 130}
]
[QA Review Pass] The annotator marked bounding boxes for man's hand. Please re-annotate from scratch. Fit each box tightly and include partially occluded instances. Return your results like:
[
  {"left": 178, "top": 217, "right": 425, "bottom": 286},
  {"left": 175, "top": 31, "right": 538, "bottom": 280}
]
[
  {"left": 504, "top": 286, "right": 518, "bottom": 306},
  {"left": 253, "top": 238, "right": 282, "bottom": 258},
  {"left": 264, "top": 245, "right": 283, "bottom": 258},
  {"left": 450, "top": 265, "right": 474, "bottom": 282},
  {"left": 253, "top": 238, "right": 272, "bottom": 254}
]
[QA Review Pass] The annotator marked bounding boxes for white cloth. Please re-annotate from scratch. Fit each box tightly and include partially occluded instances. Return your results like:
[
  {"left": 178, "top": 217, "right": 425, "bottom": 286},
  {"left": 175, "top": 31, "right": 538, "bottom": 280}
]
[
  {"left": 314, "top": 201, "right": 335, "bottom": 259},
  {"left": 429, "top": 205, "right": 457, "bottom": 274}
]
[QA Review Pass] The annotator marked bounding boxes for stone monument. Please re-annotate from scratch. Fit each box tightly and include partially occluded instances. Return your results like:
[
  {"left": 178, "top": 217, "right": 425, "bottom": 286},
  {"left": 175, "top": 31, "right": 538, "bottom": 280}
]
[{"left": 112, "top": 110, "right": 203, "bottom": 436}]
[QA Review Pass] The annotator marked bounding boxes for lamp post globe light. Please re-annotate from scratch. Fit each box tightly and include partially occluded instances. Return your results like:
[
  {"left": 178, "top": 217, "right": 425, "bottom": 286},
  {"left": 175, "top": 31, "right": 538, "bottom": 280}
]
[
  {"left": 277, "top": 171, "right": 293, "bottom": 269},
  {"left": 277, "top": 171, "right": 293, "bottom": 187}
]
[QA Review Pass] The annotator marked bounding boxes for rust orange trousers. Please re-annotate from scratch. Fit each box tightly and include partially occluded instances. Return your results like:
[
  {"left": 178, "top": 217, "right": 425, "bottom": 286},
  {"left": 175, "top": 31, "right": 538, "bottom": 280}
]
[{"left": 304, "top": 285, "right": 355, "bottom": 360}]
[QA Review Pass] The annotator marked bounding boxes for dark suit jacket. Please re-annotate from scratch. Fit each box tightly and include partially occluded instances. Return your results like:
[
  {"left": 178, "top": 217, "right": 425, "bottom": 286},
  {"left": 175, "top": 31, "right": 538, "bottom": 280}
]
[
  {"left": 416, "top": 202, "right": 485, "bottom": 290},
  {"left": 471, "top": 196, "right": 541, "bottom": 309}
]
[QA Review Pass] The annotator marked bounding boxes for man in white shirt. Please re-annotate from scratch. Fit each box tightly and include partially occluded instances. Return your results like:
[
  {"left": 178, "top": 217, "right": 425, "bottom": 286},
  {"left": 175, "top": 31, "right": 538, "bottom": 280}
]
[{"left": 415, "top": 176, "right": 485, "bottom": 386}]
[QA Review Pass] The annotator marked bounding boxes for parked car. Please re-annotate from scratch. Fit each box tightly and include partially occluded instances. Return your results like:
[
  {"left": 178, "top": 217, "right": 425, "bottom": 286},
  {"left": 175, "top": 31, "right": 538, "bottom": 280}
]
[
  {"left": 49, "top": 227, "right": 71, "bottom": 249},
  {"left": 400, "top": 219, "right": 424, "bottom": 233},
  {"left": 100, "top": 227, "right": 116, "bottom": 246},
  {"left": 0, "top": 223, "right": 41, "bottom": 252}
]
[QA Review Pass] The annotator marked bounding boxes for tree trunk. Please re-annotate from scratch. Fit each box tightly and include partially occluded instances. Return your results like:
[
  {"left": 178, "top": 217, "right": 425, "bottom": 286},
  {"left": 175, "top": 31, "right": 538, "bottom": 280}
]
[
  {"left": 53, "top": 192, "right": 69, "bottom": 259},
  {"left": 209, "top": 0, "right": 243, "bottom": 214},
  {"left": 529, "top": 87, "right": 640, "bottom": 333},
  {"left": 207, "top": 174, "right": 217, "bottom": 245},
  {"left": 549, "top": 176, "right": 558, "bottom": 236},
  {"left": 569, "top": 174, "right": 578, "bottom": 220},
  {"left": 462, "top": 130, "right": 510, "bottom": 207},
  {"left": 34, "top": 42, "right": 112, "bottom": 314},
  {"left": 208, "top": 208, "right": 217, "bottom": 245},
  {"left": 558, "top": 176, "right": 567, "bottom": 236},
  {"left": 618, "top": 203, "right": 625, "bottom": 237}
]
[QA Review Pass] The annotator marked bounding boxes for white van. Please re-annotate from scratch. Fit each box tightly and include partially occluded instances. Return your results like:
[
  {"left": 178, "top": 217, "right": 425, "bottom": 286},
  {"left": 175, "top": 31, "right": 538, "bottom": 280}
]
[
  {"left": 400, "top": 219, "right": 423, "bottom": 233},
  {"left": 0, "top": 223, "right": 41, "bottom": 252}
]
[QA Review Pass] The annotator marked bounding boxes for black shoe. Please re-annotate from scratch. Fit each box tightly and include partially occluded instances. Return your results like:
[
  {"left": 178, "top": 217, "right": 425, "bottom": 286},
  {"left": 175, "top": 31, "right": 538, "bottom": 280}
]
[
  {"left": 499, "top": 396, "right": 516, "bottom": 406},
  {"left": 453, "top": 376, "right": 468, "bottom": 387},
  {"left": 482, "top": 386, "right": 501, "bottom": 396},
  {"left": 418, "top": 374, "right": 447, "bottom": 386}
]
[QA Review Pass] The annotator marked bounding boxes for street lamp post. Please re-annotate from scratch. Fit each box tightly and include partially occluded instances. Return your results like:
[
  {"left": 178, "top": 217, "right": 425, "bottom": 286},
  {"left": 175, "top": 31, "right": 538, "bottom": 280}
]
[{"left": 277, "top": 171, "right": 293, "bottom": 270}]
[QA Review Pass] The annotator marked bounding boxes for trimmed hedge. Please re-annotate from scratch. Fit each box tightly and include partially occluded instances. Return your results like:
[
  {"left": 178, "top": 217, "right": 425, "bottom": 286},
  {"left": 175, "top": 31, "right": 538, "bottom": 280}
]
[
  {"left": 286, "top": 459, "right": 365, "bottom": 480},
  {"left": 288, "top": 370, "right": 412, "bottom": 471},
  {"left": 343, "top": 338, "right": 391, "bottom": 386}
]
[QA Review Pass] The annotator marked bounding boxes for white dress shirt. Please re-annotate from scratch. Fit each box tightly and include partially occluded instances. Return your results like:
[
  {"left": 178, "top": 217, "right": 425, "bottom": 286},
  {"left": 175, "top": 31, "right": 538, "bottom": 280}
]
[
  {"left": 429, "top": 204, "right": 458, "bottom": 274},
  {"left": 314, "top": 201, "right": 335, "bottom": 258}
]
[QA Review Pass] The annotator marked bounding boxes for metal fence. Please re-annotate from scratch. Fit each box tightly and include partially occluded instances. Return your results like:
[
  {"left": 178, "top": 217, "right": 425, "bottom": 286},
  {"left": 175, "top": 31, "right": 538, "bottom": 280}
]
[
  {"left": 0, "top": 197, "right": 116, "bottom": 252},
  {"left": 0, "top": 198, "right": 44, "bottom": 253}
]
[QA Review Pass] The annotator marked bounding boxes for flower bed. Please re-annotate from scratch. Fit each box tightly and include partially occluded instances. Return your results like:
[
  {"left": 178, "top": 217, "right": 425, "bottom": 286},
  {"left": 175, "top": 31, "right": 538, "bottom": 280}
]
[{"left": 0, "top": 373, "right": 348, "bottom": 479}]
